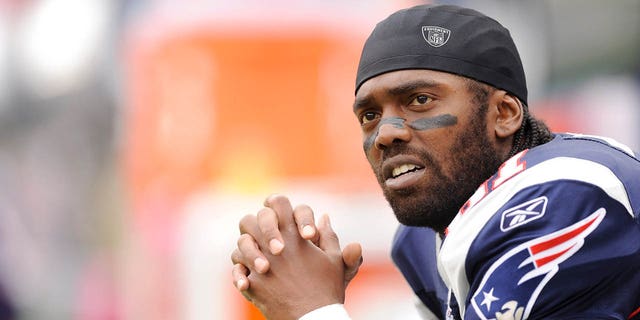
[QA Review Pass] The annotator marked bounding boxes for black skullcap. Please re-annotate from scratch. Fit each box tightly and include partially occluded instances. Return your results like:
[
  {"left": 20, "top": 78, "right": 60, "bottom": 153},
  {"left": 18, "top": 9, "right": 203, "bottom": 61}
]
[{"left": 355, "top": 4, "right": 528, "bottom": 105}]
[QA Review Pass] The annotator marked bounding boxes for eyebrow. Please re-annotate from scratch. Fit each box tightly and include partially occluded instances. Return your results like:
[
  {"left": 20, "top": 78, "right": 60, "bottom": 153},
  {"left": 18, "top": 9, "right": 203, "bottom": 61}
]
[
  {"left": 353, "top": 79, "right": 442, "bottom": 112},
  {"left": 388, "top": 79, "right": 441, "bottom": 96},
  {"left": 352, "top": 96, "right": 372, "bottom": 112}
]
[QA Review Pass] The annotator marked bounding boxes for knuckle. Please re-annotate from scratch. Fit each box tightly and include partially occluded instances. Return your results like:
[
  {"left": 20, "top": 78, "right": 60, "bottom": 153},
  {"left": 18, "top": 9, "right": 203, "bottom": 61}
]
[
  {"left": 268, "top": 194, "right": 287, "bottom": 203},
  {"left": 261, "top": 227, "right": 278, "bottom": 239},
  {"left": 294, "top": 203, "right": 311, "bottom": 211},
  {"left": 266, "top": 194, "right": 290, "bottom": 207},
  {"left": 294, "top": 204, "right": 312, "bottom": 213},
  {"left": 238, "top": 214, "right": 257, "bottom": 233},
  {"left": 256, "top": 207, "right": 274, "bottom": 221},
  {"left": 293, "top": 204, "right": 314, "bottom": 222},
  {"left": 232, "top": 263, "right": 248, "bottom": 277},
  {"left": 230, "top": 249, "right": 242, "bottom": 264},
  {"left": 257, "top": 209, "right": 279, "bottom": 235},
  {"left": 236, "top": 233, "right": 254, "bottom": 248}
]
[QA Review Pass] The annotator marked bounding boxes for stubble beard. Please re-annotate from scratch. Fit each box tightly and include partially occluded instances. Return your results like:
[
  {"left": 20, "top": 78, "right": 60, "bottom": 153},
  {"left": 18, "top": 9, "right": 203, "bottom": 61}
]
[{"left": 375, "top": 105, "right": 504, "bottom": 232}]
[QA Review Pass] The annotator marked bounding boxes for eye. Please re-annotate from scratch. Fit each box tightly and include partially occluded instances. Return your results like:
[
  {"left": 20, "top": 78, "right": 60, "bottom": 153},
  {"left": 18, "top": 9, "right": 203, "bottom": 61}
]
[
  {"left": 359, "top": 111, "right": 380, "bottom": 125},
  {"left": 409, "top": 94, "right": 432, "bottom": 106}
]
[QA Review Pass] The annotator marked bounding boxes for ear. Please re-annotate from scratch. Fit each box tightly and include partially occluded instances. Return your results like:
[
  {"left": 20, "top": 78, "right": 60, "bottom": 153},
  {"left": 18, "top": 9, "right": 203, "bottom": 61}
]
[{"left": 492, "top": 91, "right": 523, "bottom": 139}]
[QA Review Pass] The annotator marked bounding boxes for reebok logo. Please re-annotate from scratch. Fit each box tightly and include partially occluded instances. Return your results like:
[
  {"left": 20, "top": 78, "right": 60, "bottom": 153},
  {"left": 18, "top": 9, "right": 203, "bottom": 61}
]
[{"left": 500, "top": 196, "right": 548, "bottom": 232}]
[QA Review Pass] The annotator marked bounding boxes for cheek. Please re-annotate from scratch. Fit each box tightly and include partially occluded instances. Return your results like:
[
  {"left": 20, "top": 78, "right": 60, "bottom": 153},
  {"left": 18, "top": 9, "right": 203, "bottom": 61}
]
[
  {"left": 362, "top": 132, "right": 376, "bottom": 154},
  {"left": 362, "top": 133, "right": 383, "bottom": 171},
  {"left": 363, "top": 140, "right": 380, "bottom": 169},
  {"left": 414, "top": 127, "right": 459, "bottom": 170},
  {"left": 362, "top": 121, "right": 385, "bottom": 154}
]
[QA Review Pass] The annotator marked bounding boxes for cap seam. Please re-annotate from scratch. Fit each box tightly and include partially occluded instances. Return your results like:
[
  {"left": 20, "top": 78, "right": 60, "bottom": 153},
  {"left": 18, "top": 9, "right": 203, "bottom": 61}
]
[{"left": 359, "top": 53, "right": 519, "bottom": 83}]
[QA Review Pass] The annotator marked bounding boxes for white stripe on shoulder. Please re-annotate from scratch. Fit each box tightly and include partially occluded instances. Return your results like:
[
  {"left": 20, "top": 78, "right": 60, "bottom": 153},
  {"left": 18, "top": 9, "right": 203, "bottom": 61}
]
[
  {"left": 568, "top": 132, "right": 636, "bottom": 157},
  {"left": 437, "top": 156, "right": 632, "bottom": 318}
]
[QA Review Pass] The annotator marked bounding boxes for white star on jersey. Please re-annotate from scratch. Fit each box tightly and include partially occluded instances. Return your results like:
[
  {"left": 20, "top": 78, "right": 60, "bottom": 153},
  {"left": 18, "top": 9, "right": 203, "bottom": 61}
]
[{"left": 481, "top": 288, "right": 500, "bottom": 311}]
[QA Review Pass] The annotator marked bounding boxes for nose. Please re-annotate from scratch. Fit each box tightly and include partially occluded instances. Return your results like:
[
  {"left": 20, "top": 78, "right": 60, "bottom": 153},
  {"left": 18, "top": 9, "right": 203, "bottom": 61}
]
[{"left": 374, "top": 118, "right": 411, "bottom": 150}]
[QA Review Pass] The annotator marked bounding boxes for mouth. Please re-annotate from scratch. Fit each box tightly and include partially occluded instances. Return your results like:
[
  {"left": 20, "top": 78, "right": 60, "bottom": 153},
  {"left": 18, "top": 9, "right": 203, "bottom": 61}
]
[
  {"left": 383, "top": 158, "right": 426, "bottom": 190},
  {"left": 391, "top": 163, "right": 424, "bottom": 179}
]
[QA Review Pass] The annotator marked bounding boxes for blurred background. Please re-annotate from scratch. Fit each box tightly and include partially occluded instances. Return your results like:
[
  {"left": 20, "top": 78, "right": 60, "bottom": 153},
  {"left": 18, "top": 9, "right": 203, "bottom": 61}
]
[{"left": 0, "top": 0, "right": 638, "bottom": 319}]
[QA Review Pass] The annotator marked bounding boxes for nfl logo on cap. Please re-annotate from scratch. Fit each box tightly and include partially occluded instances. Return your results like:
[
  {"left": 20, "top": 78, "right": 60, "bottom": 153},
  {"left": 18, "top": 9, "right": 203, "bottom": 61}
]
[{"left": 422, "top": 26, "right": 451, "bottom": 47}]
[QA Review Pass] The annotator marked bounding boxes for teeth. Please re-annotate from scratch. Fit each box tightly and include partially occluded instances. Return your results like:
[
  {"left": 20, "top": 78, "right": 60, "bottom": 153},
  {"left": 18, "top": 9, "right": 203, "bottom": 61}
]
[{"left": 392, "top": 164, "right": 419, "bottom": 178}]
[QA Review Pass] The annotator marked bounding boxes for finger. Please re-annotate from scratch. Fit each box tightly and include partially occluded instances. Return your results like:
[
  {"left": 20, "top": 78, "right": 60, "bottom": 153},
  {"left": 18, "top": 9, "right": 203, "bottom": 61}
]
[
  {"left": 263, "top": 194, "right": 296, "bottom": 232},
  {"left": 237, "top": 215, "right": 270, "bottom": 272},
  {"left": 317, "top": 214, "right": 341, "bottom": 253},
  {"left": 342, "top": 242, "right": 363, "bottom": 285},
  {"left": 293, "top": 204, "right": 318, "bottom": 243},
  {"left": 230, "top": 247, "right": 243, "bottom": 265},
  {"left": 257, "top": 207, "right": 285, "bottom": 255},
  {"left": 342, "top": 242, "right": 363, "bottom": 269},
  {"left": 237, "top": 233, "right": 270, "bottom": 274},
  {"left": 238, "top": 214, "right": 260, "bottom": 236},
  {"left": 232, "top": 263, "right": 250, "bottom": 291},
  {"left": 230, "top": 251, "right": 257, "bottom": 299}
]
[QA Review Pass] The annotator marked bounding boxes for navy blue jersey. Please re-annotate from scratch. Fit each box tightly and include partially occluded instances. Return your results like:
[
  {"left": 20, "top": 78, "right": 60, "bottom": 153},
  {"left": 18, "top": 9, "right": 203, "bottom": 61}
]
[
  {"left": 391, "top": 225, "right": 455, "bottom": 319},
  {"left": 392, "top": 133, "right": 640, "bottom": 319}
]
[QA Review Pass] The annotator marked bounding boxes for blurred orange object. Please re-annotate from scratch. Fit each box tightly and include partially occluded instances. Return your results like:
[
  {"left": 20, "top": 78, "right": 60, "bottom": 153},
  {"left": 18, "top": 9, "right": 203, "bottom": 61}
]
[{"left": 123, "top": 27, "right": 383, "bottom": 318}]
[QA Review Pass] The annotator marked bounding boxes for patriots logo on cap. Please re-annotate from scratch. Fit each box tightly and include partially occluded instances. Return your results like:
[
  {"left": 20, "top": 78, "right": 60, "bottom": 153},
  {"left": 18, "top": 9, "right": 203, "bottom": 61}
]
[
  {"left": 422, "top": 26, "right": 451, "bottom": 47},
  {"left": 470, "top": 208, "right": 606, "bottom": 320}
]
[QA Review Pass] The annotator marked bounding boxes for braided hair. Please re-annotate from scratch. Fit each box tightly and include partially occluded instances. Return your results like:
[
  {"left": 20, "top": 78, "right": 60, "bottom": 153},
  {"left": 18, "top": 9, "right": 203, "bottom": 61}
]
[{"left": 507, "top": 106, "right": 554, "bottom": 158}]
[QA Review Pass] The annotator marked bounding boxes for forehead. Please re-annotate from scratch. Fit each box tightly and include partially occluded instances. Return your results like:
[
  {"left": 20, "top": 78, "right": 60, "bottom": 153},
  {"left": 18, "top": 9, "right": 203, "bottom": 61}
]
[{"left": 355, "top": 69, "right": 469, "bottom": 102}]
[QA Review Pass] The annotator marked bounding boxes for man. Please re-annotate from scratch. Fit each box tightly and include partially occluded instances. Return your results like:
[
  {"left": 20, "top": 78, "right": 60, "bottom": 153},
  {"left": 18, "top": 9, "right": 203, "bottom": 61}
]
[{"left": 230, "top": 4, "right": 640, "bottom": 320}]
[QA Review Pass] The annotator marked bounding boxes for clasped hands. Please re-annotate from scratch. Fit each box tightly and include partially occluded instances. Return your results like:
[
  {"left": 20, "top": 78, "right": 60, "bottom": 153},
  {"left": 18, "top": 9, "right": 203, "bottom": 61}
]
[{"left": 230, "top": 194, "right": 363, "bottom": 320}]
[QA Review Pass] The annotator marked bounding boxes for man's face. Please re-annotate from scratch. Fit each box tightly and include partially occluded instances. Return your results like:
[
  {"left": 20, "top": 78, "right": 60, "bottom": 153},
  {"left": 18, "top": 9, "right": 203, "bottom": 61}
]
[{"left": 353, "top": 69, "right": 504, "bottom": 232}]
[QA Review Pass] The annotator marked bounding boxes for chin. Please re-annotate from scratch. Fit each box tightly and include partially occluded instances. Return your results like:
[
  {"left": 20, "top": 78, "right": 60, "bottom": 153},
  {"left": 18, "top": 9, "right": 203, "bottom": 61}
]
[
  {"left": 384, "top": 188, "right": 459, "bottom": 231},
  {"left": 394, "top": 210, "right": 456, "bottom": 232}
]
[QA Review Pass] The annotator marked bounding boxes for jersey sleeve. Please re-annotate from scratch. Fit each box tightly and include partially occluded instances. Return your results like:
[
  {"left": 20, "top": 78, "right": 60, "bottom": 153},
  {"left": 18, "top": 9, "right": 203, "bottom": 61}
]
[
  {"left": 464, "top": 179, "right": 640, "bottom": 320},
  {"left": 391, "top": 225, "right": 455, "bottom": 319}
]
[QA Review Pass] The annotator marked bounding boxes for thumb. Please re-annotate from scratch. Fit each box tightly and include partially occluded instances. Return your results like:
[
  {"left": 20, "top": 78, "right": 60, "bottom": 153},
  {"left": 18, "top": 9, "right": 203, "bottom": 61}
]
[
  {"left": 317, "top": 214, "right": 340, "bottom": 253},
  {"left": 342, "top": 242, "right": 363, "bottom": 286}
]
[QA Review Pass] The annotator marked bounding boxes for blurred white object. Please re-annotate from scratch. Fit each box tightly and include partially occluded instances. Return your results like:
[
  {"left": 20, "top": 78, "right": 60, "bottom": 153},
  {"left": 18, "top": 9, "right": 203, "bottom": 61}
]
[
  {"left": 16, "top": 0, "right": 112, "bottom": 98},
  {"left": 576, "top": 76, "right": 640, "bottom": 150}
]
